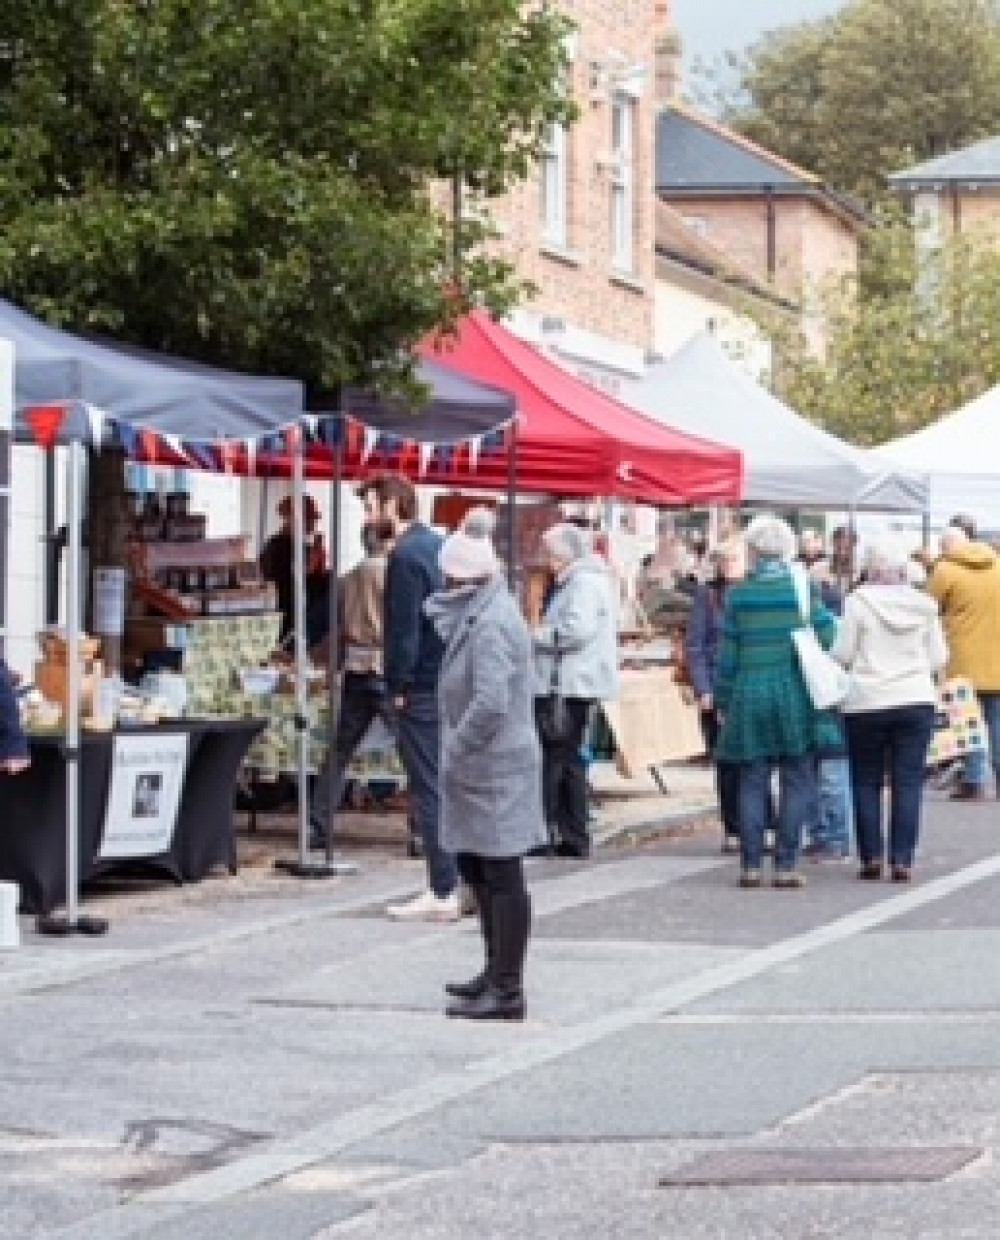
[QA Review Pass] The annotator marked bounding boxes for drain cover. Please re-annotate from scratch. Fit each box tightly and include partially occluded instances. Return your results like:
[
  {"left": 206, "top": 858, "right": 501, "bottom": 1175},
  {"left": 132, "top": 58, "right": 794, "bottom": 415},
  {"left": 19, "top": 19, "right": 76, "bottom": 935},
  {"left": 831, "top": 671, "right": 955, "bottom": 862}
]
[{"left": 659, "top": 1146, "right": 982, "bottom": 1187}]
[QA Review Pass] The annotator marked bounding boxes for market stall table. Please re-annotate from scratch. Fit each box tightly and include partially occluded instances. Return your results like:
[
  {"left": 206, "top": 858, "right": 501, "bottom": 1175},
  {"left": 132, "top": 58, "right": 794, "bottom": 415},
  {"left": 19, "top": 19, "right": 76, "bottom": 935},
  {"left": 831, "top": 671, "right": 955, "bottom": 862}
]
[{"left": 0, "top": 717, "right": 265, "bottom": 914}]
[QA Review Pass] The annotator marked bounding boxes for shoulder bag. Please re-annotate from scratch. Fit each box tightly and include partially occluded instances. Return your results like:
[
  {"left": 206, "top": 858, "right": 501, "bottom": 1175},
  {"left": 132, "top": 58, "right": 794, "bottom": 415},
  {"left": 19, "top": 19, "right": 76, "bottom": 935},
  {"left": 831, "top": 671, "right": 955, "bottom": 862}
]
[
  {"left": 536, "top": 632, "right": 574, "bottom": 743},
  {"left": 790, "top": 566, "right": 850, "bottom": 710}
]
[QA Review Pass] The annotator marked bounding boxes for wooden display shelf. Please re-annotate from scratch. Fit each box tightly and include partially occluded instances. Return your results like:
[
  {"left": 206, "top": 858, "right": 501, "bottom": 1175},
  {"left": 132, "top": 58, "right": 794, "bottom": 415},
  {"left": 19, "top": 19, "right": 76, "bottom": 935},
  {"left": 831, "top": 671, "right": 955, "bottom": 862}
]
[{"left": 128, "top": 535, "right": 250, "bottom": 572}]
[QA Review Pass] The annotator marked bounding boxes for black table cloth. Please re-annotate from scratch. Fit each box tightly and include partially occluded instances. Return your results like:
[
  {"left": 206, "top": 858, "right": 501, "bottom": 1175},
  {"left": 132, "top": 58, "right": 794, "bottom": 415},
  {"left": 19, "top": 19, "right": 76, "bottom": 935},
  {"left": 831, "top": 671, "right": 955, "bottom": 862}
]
[{"left": 0, "top": 718, "right": 264, "bottom": 914}]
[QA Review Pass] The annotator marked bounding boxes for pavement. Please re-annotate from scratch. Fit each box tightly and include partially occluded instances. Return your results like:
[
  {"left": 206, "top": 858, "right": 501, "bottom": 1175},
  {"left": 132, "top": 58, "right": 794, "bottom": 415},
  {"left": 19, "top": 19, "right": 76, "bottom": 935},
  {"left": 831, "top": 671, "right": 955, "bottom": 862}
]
[{"left": 1, "top": 767, "right": 999, "bottom": 1239}]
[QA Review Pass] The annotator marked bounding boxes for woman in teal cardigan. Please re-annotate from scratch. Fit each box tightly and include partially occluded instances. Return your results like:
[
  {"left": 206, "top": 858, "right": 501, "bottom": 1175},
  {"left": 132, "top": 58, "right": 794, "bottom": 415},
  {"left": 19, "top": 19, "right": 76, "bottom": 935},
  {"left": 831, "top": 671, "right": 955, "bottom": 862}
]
[{"left": 715, "top": 514, "right": 841, "bottom": 888}]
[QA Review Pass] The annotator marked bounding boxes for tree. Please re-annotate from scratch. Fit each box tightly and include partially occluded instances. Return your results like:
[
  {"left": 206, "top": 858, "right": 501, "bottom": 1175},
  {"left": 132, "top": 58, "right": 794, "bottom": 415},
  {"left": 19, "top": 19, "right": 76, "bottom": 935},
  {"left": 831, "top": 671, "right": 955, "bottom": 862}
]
[
  {"left": 0, "top": 0, "right": 574, "bottom": 397},
  {"left": 755, "top": 210, "right": 1000, "bottom": 445},
  {"left": 715, "top": 0, "right": 1000, "bottom": 205}
]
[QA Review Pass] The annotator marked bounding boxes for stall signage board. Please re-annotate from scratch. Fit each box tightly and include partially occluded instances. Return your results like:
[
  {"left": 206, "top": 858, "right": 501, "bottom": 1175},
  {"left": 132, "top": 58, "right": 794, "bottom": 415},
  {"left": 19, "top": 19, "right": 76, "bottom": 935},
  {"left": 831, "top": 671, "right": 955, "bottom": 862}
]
[{"left": 98, "top": 732, "right": 188, "bottom": 860}]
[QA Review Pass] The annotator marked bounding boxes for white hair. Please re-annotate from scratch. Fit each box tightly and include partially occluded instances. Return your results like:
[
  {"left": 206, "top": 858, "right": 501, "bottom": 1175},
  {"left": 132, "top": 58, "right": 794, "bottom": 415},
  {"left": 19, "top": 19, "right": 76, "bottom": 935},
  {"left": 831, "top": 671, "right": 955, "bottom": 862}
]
[
  {"left": 862, "top": 537, "right": 911, "bottom": 585},
  {"left": 542, "top": 522, "right": 592, "bottom": 564},
  {"left": 940, "top": 526, "right": 968, "bottom": 556},
  {"left": 743, "top": 514, "right": 797, "bottom": 564}
]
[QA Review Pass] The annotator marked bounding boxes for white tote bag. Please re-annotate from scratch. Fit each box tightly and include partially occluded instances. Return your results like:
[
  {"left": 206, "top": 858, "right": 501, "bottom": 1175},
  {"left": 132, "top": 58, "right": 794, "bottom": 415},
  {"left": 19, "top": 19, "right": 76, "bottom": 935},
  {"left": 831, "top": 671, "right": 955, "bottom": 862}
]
[{"left": 790, "top": 567, "right": 850, "bottom": 710}]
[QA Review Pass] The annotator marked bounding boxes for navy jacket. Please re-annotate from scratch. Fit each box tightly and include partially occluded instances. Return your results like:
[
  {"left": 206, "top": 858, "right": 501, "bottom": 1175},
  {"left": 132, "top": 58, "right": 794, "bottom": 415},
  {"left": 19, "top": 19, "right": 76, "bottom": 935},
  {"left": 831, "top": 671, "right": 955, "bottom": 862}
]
[
  {"left": 685, "top": 580, "right": 729, "bottom": 699},
  {"left": 384, "top": 523, "right": 444, "bottom": 696},
  {"left": 0, "top": 662, "right": 28, "bottom": 762}
]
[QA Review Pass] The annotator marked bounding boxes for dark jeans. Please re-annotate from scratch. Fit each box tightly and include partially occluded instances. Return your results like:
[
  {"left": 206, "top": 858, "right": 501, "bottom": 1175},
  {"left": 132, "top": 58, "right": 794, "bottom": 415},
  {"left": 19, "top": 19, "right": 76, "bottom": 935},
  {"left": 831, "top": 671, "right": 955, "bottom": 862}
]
[
  {"left": 536, "top": 696, "right": 591, "bottom": 856},
  {"left": 395, "top": 688, "right": 457, "bottom": 898},
  {"left": 312, "top": 672, "right": 394, "bottom": 829},
  {"left": 701, "top": 709, "right": 740, "bottom": 839},
  {"left": 845, "top": 704, "right": 934, "bottom": 869},
  {"left": 457, "top": 852, "right": 530, "bottom": 996},
  {"left": 739, "top": 755, "right": 815, "bottom": 872}
]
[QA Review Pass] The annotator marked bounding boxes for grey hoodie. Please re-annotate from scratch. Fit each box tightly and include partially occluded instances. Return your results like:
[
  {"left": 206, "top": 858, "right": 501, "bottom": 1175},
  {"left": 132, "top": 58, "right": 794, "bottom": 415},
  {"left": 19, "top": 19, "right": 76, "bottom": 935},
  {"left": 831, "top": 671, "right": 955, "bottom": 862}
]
[{"left": 830, "top": 584, "right": 948, "bottom": 713}]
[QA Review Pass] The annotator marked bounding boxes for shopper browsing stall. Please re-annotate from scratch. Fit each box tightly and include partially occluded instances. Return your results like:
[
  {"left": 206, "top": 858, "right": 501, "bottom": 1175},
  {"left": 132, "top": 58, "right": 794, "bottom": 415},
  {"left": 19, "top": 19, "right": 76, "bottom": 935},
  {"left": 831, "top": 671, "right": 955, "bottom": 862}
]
[
  {"left": 363, "top": 475, "right": 459, "bottom": 922},
  {"left": 426, "top": 509, "right": 545, "bottom": 1021},
  {"left": 0, "top": 662, "right": 29, "bottom": 775},
  {"left": 533, "top": 522, "right": 619, "bottom": 859}
]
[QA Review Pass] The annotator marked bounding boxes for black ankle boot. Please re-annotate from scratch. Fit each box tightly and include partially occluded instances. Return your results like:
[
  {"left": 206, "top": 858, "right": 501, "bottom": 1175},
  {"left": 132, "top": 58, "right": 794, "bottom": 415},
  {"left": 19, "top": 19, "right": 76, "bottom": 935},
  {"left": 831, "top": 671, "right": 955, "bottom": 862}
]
[
  {"left": 446, "top": 986, "right": 525, "bottom": 1022},
  {"left": 444, "top": 883, "right": 492, "bottom": 1001},
  {"left": 444, "top": 971, "right": 490, "bottom": 1000}
]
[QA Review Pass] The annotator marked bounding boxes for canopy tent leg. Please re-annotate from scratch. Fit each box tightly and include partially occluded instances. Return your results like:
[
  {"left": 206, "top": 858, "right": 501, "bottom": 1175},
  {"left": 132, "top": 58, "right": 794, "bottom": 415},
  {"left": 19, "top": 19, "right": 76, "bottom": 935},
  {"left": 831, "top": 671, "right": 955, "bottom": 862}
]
[
  {"left": 37, "top": 439, "right": 108, "bottom": 937},
  {"left": 322, "top": 431, "right": 358, "bottom": 876},
  {"left": 506, "top": 420, "right": 519, "bottom": 595},
  {"left": 275, "top": 422, "right": 351, "bottom": 880}
]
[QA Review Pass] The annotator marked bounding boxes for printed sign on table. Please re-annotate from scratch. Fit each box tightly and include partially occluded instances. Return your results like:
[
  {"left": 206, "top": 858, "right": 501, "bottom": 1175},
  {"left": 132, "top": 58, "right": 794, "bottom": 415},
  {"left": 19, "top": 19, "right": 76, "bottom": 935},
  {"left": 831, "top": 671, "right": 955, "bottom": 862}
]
[{"left": 98, "top": 732, "right": 189, "bottom": 860}]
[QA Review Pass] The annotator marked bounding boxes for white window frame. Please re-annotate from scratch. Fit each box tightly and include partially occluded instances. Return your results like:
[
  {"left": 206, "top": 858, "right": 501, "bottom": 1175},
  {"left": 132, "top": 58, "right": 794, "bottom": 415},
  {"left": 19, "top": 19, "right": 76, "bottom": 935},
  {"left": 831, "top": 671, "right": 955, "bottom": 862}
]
[
  {"left": 540, "top": 122, "right": 568, "bottom": 247},
  {"left": 610, "top": 93, "right": 635, "bottom": 273}
]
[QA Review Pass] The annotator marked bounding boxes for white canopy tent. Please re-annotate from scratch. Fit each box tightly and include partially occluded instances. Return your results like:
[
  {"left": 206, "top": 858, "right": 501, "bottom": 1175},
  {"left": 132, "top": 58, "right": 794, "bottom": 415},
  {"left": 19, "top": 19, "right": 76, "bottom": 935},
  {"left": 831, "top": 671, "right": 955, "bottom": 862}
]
[
  {"left": 874, "top": 384, "right": 1000, "bottom": 531},
  {"left": 624, "top": 334, "right": 928, "bottom": 513}
]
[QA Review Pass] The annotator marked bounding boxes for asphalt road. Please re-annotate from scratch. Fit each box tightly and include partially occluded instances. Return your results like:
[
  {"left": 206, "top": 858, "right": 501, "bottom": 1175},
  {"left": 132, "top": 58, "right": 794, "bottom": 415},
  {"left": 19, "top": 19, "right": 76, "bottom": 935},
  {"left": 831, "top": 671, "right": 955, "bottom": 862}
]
[{"left": 1, "top": 788, "right": 998, "bottom": 1240}]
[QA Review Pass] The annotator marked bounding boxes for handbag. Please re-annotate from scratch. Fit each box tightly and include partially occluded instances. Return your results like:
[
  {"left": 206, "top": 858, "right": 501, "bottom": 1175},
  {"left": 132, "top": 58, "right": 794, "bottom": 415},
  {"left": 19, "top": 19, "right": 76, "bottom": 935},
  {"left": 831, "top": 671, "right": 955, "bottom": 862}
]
[
  {"left": 790, "top": 566, "right": 851, "bottom": 711},
  {"left": 536, "top": 633, "right": 575, "bottom": 744}
]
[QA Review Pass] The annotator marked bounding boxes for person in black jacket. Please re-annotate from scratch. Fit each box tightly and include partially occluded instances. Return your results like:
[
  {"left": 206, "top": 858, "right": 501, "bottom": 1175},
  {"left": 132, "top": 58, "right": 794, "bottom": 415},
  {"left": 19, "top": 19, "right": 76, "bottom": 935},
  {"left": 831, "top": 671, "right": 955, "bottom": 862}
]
[
  {"left": 361, "top": 474, "right": 459, "bottom": 922},
  {"left": 0, "top": 662, "right": 30, "bottom": 775},
  {"left": 685, "top": 538, "right": 745, "bottom": 853}
]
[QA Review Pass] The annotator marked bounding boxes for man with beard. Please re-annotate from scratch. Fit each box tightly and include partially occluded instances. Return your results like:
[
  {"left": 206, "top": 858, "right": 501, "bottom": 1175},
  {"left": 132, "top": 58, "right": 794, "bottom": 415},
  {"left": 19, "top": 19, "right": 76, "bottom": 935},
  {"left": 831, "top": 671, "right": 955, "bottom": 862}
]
[{"left": 362, "top": 474, "right": 459, "bottom": 920}]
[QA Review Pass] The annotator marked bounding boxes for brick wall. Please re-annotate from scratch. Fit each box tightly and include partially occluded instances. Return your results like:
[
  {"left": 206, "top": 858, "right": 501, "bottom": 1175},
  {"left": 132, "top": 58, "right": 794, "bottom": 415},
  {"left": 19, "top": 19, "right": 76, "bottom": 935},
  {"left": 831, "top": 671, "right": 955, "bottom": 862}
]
[{"left": 483, "top": 0, "right": 659, "bottom": 355}]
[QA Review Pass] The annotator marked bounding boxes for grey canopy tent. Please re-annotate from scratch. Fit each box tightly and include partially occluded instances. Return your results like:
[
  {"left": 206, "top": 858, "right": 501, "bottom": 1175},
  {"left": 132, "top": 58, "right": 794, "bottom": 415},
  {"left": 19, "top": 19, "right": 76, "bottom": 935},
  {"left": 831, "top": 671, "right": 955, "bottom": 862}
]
[{"left": 623, "top": 334, "right": 928, "bottom": 513}]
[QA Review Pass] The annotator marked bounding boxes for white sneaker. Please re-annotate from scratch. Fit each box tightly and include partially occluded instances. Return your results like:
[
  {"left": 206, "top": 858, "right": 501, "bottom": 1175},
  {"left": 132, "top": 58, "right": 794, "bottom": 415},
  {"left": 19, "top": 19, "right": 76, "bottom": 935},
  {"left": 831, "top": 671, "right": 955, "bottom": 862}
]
[{"left": 386, "top": 888, "right": 460, "bottom": 923}]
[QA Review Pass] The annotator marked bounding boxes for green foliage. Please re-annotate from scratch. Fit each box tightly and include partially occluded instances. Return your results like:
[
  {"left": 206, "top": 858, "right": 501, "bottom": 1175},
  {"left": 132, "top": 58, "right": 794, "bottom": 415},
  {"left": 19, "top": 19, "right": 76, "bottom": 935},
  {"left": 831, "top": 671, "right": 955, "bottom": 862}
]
[
  {"left": 0, "top": 0, "right": 574, "bottom": 397},
  {"left": 757, "top": 211, "right": 1000, "bottom": 445},
  {"left": 713, "top": 0, "right": 1000, "bottom": 205}
]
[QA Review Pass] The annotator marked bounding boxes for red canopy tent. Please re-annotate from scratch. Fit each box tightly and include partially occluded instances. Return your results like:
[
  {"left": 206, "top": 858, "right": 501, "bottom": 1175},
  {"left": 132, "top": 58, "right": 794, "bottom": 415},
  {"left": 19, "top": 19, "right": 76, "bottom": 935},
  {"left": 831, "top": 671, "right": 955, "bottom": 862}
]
[{"left": 415, "top": 313, "right": 744, "bottom": 505}]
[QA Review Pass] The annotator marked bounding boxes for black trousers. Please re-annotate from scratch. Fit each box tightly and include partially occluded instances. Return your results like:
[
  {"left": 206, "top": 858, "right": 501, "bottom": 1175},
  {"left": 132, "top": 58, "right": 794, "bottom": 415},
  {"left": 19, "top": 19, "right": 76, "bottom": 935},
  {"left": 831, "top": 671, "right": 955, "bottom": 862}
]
[
  {"left": 457, "top": 853, "right": 530, "bottom": 996},
  {"left": 536, "top": 696, "right": 591, "bottom": 855},
  {"left": 700, "top": 709, "right": 740, "bottom": 840}
]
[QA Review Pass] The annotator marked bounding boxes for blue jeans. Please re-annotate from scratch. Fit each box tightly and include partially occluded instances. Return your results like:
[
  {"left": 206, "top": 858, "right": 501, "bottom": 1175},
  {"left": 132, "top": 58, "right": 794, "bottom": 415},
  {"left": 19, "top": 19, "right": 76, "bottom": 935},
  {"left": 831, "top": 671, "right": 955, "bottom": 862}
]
[
  {"left": 812, "top": 757, "right": 853, "bottom": 855},
  {"left": 963, "top": 690, "right": 1000, "bottom": 789},
  {"left": 739, "top": 756, "right": 815, "bottom": 872},
  {"left": 394, "top": 688, "right": 457, "bottom": 898},
  {"left": 845, "top": 705, "right": 934, "bottom": 869}
]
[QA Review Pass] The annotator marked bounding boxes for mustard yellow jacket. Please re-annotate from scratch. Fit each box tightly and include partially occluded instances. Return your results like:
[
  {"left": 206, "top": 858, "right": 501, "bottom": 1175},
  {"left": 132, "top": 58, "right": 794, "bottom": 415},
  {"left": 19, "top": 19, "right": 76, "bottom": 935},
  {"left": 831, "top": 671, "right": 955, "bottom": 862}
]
[{"left": 927, "top": 542, "right": 1000, "bottom": 690}]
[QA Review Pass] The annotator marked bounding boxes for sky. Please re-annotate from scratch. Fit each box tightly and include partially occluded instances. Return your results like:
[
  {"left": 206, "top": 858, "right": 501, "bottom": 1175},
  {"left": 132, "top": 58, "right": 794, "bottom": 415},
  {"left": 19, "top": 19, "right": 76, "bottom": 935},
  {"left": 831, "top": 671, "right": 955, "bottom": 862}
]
[{"left": 674, "top": 0, "right": 846, "bottom": 77}]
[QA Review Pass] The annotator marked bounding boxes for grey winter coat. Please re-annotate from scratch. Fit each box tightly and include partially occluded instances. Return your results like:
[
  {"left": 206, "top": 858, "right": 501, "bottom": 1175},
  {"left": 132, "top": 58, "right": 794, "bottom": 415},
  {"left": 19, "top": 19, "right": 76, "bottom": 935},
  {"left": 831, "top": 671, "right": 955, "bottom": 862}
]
[
  {"left": 426, "top": 577, "right": 546, "bottom": 858},
  {"left": 534, "top": 556, "right": 620, "bottom": 702}
]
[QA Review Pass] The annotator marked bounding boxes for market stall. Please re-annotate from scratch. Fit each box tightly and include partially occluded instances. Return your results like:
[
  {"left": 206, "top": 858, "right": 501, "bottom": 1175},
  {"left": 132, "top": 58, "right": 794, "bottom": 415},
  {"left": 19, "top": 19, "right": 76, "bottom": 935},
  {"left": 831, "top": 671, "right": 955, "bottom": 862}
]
[{"left": 3, "top": 295, "right": 308, "bottom": 927}]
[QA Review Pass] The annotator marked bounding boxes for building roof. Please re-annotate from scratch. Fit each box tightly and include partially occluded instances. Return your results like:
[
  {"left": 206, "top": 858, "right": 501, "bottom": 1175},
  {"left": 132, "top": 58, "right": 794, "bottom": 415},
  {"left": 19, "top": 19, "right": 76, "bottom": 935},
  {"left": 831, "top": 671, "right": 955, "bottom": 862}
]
[
  {"left": 656, "top": 104, "right": 869, "bottom": 230},
  {"left": 654, "top": 201, "right": 791, "bottom": 308},
  {"left": 889, "top": 136, "right": 1000, "bottom": 189}
]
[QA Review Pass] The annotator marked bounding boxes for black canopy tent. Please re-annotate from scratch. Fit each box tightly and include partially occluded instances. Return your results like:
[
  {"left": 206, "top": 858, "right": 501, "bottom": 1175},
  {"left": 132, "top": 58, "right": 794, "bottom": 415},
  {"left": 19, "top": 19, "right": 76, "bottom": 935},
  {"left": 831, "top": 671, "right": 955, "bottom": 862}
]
[{"left": 3, "top": 297, "right": 518, "bottom": 917}]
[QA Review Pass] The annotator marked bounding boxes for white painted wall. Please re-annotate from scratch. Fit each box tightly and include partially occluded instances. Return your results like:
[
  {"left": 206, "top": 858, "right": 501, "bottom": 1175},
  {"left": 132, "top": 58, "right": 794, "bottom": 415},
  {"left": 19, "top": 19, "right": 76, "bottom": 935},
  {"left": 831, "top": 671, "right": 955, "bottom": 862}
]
[{"left": 654, "top": 276, "right": 772, "bottom": 382}]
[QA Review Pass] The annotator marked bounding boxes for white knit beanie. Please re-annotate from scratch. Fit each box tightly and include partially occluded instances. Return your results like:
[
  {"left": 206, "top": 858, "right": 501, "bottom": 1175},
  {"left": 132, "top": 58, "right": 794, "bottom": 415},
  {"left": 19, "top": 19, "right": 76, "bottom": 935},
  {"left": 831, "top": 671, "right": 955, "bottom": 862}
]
[{"left": 439, "top": 507, "right": 499, "bottom": 581}]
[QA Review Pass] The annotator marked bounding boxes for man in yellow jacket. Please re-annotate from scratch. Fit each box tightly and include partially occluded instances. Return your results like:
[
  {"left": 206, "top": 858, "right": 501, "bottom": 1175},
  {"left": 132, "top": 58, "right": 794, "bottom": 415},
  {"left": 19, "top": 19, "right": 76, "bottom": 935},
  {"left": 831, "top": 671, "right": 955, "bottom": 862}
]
[{"left": 927, "top": 522, "right": 1000, "bottom": 799}]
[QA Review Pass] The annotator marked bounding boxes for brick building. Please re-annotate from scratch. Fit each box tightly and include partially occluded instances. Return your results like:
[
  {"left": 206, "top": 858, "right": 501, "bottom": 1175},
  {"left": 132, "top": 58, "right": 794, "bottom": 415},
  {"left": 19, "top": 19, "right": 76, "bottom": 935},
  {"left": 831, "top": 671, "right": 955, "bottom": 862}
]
[
  {"left": 654, "top": 104, "right": 867, "bottom": 357},
  {"left": 890, "top": 137, "right": 1000, "bottom": 247},
  {"left": 485, "top": 0, "right": 663, "bottom": 392}
]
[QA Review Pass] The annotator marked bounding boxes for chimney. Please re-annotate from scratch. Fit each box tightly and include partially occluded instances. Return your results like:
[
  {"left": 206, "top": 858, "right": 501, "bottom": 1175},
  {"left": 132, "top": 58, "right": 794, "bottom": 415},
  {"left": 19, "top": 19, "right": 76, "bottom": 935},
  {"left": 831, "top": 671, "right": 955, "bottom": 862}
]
[{"left": 654, "top": 2, "right": 681, "bottom": 103}]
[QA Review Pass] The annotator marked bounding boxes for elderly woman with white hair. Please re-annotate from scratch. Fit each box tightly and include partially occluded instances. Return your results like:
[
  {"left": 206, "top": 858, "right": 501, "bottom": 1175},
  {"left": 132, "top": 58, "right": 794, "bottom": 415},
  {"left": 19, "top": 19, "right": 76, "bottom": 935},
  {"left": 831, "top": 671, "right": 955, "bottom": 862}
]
[
  {"left": 425, "top": 509, "right": 547, "bottom": 1020},
  {"left": 831, "top": 538, "right": 947, "bottom": 882},
  {"left": 533, "top": 521, "right": 620, "bottom": 859},
  {"left": 714, "top": 514, "right": 841, "bottom": 888}
]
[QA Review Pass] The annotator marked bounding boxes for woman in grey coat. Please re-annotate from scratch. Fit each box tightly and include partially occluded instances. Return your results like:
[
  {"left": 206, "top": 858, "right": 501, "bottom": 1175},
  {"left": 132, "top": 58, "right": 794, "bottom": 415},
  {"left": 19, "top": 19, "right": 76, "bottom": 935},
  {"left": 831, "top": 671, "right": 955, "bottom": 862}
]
[
  {"left": 533, "top": 522, "right": 620, "bottom": 858},
  {"left": 425, "top": 509, "right": 547, "bottom": 1022}
]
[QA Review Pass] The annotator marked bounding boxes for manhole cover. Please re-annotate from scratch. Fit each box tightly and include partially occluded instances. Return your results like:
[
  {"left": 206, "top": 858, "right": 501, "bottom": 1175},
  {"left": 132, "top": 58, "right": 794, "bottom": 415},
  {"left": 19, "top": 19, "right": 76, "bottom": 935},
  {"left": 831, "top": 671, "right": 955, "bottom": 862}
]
[{"left": 659, "top": 1146, "right": 982, "bottom": 1187}]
